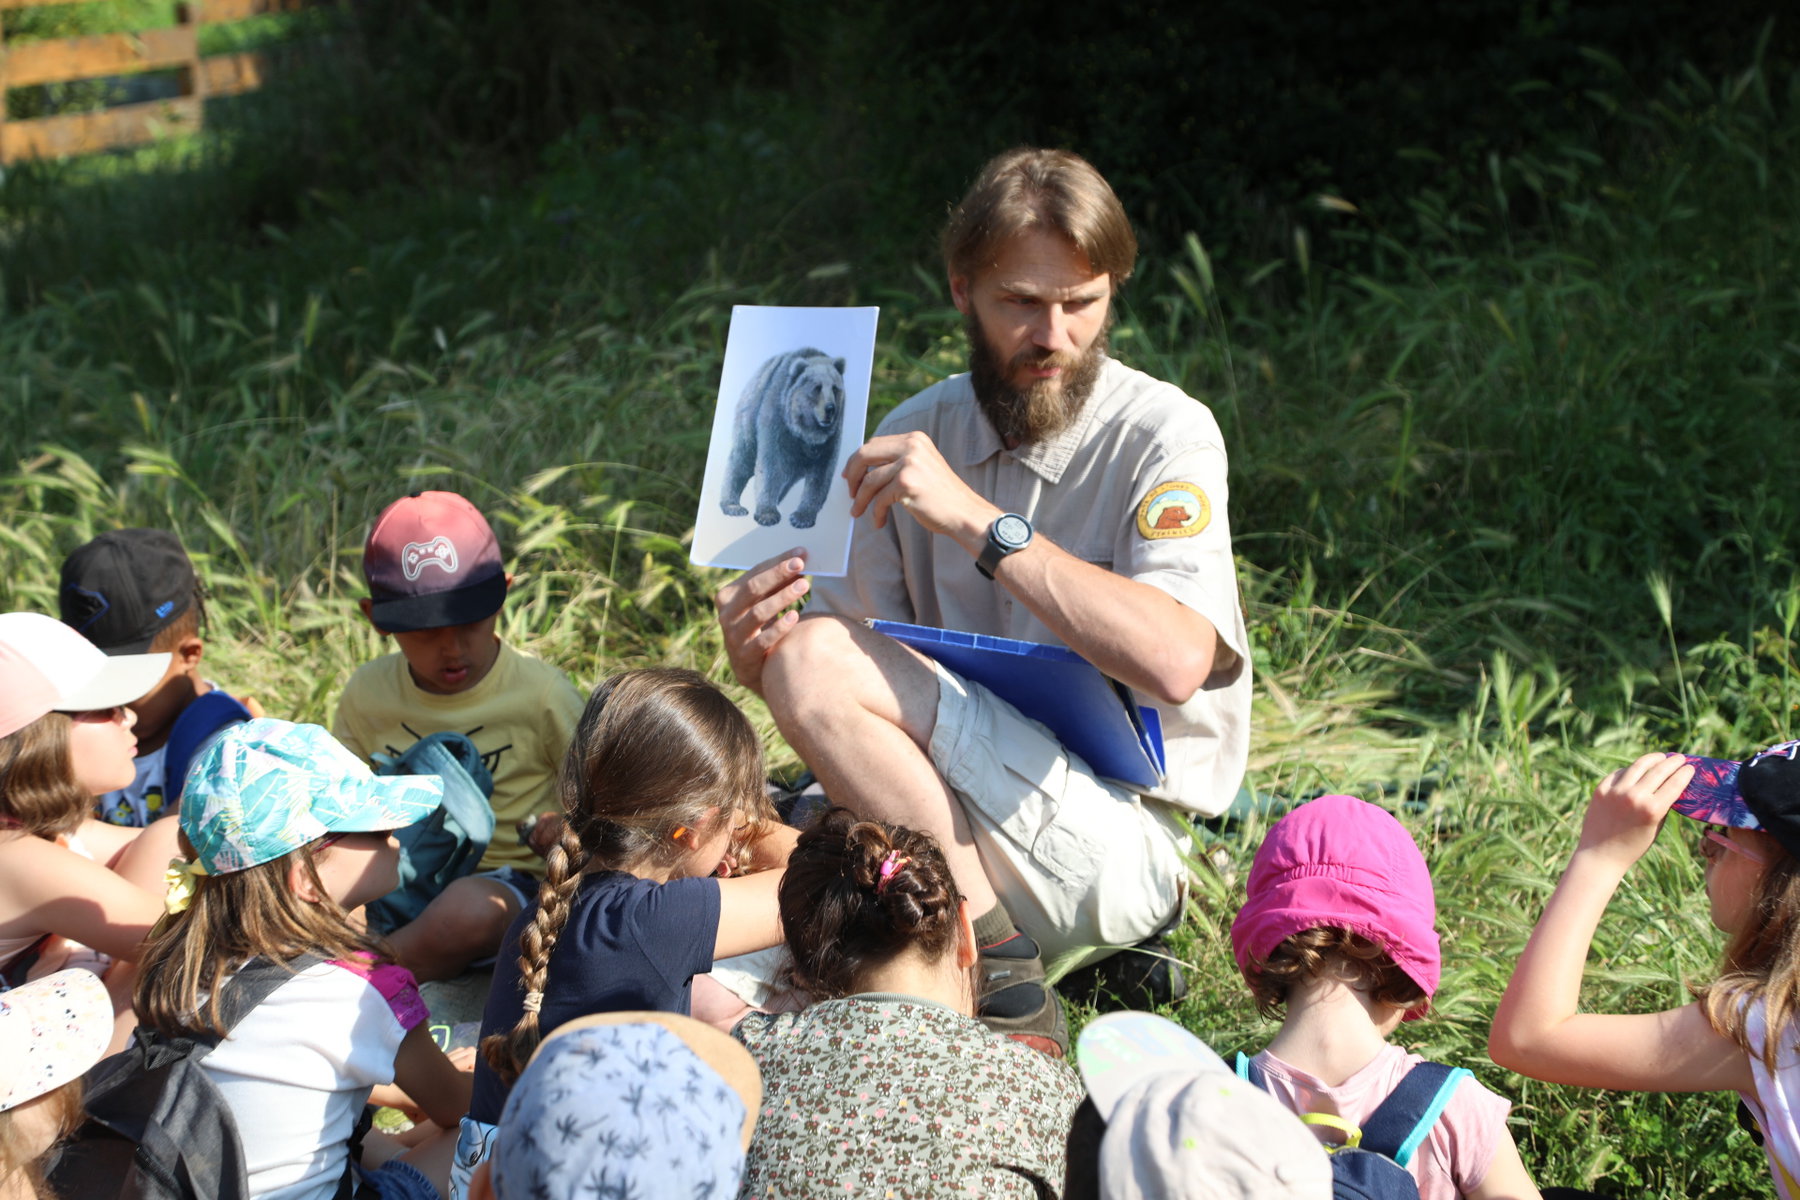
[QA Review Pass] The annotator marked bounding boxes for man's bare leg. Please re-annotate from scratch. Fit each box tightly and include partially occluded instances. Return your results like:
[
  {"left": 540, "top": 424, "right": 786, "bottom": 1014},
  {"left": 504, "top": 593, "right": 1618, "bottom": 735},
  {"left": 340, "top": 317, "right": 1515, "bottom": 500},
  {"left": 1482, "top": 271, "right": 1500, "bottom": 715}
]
[
  {"left": 762, "top": 615, "right": 1067, "bottom": 1054},
  {"left": 760, "top": 614, "right": 997, "bottom": 915}
]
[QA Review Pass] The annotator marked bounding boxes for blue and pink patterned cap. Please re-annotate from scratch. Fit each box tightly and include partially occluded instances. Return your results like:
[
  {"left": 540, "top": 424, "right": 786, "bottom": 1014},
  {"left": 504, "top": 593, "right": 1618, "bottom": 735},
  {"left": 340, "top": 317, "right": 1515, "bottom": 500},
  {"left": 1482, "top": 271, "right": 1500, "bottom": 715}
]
[
  {"left": 0, "top": 969, "right": 112, "bottom": 1112},
  {"left": 1672, "top": 740, "right": 1800, "bottom": 858},
  {"left": 180, "top": 718, "right": 441, "bottom": 874}
]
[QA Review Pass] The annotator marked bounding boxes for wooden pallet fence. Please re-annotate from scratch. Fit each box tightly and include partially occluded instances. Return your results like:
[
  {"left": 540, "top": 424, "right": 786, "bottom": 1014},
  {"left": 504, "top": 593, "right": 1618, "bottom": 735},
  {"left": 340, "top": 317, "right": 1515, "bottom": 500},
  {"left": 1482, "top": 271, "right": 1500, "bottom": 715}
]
[{"left": 0, "top": 0, "right": 314, "bottom": 163}]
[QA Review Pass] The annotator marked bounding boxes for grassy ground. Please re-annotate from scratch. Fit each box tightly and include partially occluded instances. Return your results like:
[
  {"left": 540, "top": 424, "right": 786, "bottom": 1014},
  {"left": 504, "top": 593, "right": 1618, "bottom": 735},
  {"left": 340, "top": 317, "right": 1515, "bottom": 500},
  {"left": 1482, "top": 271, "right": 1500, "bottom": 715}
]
[{"left": 3, "top": 33, "right": 1797, "bottom": 1197}]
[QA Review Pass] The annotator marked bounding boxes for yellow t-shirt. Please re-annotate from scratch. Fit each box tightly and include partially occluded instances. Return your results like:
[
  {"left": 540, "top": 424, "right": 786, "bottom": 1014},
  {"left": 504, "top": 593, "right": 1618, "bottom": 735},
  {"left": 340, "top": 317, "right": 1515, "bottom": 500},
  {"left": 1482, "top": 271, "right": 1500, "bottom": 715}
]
[{"left": 332, "top": 641, "right": 585, "bottom": 875}]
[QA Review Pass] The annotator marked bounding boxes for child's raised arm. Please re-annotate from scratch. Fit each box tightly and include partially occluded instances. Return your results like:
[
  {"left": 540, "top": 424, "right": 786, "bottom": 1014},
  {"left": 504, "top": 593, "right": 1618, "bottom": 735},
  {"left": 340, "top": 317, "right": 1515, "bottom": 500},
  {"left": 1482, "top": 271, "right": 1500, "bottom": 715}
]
[{"left": 1488, "top": 752, "right": 1750, "bottom": 1094}]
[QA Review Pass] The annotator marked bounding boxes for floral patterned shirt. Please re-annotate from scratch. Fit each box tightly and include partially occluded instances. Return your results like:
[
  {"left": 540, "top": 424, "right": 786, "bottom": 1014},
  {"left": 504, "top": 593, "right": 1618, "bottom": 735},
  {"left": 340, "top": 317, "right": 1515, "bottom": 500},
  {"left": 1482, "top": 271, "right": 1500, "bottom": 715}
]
[{"left": 733, "top": 993, "right": 1081, "bottom": 1198}]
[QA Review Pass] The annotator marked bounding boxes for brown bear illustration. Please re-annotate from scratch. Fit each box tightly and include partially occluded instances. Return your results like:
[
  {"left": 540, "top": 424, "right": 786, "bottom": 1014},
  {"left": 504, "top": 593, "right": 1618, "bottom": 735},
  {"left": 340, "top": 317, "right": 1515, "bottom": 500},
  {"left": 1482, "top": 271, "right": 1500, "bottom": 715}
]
[{"left": 1153, "top": 505, "right": 1191, "bottom": 529}]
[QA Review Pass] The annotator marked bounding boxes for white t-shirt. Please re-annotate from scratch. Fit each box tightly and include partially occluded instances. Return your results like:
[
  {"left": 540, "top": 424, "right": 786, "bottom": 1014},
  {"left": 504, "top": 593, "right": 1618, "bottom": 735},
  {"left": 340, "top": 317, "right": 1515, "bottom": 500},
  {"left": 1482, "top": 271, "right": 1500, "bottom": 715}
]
[
  {"left": 202, "top": 958, "right": 427, "bottom": 1200},
  {"left": 1742, "top": 1002, "right": 1800, "bottom": 1198}
]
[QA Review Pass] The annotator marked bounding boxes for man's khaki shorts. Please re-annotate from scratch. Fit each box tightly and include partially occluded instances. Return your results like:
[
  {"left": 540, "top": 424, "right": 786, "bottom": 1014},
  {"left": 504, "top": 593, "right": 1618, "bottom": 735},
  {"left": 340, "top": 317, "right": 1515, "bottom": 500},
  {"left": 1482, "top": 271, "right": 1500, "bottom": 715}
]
[{"left": 927, "top": 659, "right": 1191, "bottom": 970}]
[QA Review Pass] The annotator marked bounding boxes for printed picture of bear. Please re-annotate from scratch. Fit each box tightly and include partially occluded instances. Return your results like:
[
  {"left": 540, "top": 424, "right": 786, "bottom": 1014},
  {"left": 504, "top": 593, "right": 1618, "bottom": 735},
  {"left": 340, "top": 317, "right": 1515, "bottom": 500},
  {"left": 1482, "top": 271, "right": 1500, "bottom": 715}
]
[{"left": 719, "top": 347, "right": 847, "bottom": 529}]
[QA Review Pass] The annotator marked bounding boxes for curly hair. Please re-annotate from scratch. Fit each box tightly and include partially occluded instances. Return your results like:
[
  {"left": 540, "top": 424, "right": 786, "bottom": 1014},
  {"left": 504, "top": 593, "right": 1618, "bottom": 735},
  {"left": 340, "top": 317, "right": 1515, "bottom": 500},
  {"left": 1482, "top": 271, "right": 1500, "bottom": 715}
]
[
  {"left": 1245, "top": 926, "right": 1427, "bottom": 1019},
  {"left": 777, "top": 806, "right": 965, "bottom": 1000}
]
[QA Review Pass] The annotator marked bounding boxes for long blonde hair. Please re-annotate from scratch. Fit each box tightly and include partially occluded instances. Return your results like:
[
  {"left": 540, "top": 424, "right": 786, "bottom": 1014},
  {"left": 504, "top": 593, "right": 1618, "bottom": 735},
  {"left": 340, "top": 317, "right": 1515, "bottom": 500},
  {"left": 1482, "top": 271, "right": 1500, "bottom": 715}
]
[
  {"left": 1696, "top": 837, "right": 1800, "bottom": 1069},
  {"left": 479, "top": 668, "right": 765, "bottom": 1084},
  {"left": 133, "top": 832, "right": 384, "bottom": 1037}
]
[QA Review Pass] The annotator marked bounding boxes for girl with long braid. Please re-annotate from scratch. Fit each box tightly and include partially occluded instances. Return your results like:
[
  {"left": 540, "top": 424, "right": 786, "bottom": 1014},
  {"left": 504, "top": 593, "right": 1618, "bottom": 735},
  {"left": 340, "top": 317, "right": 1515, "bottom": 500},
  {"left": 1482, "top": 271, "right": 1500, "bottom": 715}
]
[{"left": 455, "top": 669, "right": 795, "bottom": 1198}]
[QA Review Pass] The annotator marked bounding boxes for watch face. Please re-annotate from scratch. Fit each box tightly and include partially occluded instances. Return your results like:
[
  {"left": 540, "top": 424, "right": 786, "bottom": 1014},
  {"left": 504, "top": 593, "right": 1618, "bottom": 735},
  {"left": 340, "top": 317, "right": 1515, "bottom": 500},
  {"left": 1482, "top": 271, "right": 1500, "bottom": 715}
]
[{"left": 994, "top": 514, "right": 1031, "bottom": 549}]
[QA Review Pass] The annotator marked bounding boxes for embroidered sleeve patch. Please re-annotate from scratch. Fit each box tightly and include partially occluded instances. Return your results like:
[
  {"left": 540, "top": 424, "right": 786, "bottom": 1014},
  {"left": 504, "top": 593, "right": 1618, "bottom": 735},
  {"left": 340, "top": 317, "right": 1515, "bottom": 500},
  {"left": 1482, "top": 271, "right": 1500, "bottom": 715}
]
[{"left": 1136, "top": 482, "right": 1211, "bottom": 539}]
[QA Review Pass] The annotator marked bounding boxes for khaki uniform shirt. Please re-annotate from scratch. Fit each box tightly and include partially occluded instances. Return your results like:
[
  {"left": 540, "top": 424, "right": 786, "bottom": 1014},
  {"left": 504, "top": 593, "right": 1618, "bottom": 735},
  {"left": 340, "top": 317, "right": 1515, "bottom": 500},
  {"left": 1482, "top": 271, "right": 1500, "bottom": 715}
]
[{"left": 809, "top": 357, "right": 1250, "bottom": 816}]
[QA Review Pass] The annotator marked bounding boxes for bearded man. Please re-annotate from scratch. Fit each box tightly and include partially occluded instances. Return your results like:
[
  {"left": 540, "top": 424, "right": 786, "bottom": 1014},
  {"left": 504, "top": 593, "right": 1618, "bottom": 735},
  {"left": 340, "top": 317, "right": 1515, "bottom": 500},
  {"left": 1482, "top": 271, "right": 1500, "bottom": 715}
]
[{"left": 715, "top": 148, "right": 1250, "bottom": 1056}]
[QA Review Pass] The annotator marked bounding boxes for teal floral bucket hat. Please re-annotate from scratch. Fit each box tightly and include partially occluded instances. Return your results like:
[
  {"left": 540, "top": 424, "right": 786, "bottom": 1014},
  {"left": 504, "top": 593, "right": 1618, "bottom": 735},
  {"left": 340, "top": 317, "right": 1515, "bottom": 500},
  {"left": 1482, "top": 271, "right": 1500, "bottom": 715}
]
[{"left": 180, "top": 717, "right": 442, "bottom": 875}]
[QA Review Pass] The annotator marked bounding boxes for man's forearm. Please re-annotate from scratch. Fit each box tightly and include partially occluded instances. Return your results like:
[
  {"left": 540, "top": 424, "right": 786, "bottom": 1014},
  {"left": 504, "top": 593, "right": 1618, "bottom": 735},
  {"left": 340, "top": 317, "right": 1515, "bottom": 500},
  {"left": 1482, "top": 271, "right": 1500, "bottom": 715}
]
[{"left": 987, "top": 532, "right": 1222, "bottom": 706}]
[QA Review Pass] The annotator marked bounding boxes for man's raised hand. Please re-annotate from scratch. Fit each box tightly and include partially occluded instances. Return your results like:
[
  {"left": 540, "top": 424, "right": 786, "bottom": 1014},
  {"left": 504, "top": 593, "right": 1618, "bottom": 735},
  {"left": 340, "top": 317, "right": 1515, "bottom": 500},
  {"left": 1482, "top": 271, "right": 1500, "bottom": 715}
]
[
  {"left": 714, "top": 548, "right": 810, "bottom": 696},
  {"left": 844, "top": 432, "right": 998, "bottom": 549}
]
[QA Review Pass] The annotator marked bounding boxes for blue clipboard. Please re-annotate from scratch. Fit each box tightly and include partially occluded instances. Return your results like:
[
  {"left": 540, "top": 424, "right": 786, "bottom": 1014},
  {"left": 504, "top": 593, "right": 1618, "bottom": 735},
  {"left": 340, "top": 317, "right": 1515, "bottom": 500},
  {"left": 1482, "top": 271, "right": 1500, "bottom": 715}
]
[{"left": 868, "top": 619, "right": 1165, "bottom": 791}]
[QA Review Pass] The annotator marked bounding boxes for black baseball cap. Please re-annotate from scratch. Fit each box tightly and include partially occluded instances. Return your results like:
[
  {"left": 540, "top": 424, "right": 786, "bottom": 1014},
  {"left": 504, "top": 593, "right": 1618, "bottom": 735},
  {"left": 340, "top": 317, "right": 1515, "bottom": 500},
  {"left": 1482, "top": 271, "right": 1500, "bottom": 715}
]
[{"left": 59, "top": 529, "right": 199, "bottom": 654}]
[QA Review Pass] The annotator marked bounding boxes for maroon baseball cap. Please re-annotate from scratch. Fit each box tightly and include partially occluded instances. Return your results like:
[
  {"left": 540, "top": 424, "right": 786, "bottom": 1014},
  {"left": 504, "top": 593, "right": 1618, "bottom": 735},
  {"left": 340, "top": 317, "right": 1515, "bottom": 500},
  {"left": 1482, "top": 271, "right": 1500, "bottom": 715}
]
[{"left": 362, "top": 492, "right": 506, "bottom": 632}]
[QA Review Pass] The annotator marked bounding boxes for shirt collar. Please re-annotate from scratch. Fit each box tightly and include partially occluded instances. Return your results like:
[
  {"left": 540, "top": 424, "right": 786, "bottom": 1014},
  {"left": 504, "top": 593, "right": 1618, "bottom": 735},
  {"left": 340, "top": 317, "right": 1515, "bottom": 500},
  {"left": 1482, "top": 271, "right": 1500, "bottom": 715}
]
[{"left": 959, "top": 357, "right": 1115, "bottom": 485}]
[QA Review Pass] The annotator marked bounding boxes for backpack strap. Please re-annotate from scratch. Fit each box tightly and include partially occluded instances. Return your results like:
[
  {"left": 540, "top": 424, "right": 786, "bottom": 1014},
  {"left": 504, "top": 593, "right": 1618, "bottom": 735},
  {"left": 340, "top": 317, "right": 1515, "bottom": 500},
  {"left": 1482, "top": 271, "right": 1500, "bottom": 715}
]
[
  {"left": 178, "top": 953, "right": 327, "bottom": 1061},
  {"left": 1234, "top": 1051, "right": 1266, "bottom": 1090},
  {"left": 1357, "top": 1062, "right": 1470, "bottom": 1167},
  {"left": 162, "top": 690, "right": 253, "bottom": 806}
]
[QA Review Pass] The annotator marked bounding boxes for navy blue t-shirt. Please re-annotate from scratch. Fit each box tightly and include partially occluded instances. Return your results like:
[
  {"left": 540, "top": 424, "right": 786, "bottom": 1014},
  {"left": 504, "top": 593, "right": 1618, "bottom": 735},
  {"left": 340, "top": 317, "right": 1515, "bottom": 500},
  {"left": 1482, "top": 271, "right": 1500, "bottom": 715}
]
[{"left": 469, "top": 869, "right": 721, "bottom": 1123}]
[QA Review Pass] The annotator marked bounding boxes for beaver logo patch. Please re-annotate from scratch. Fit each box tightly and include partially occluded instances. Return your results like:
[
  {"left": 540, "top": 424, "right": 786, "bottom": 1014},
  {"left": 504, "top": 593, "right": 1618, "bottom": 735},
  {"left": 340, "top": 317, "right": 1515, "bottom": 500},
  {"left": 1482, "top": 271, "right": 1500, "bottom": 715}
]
[{"left": 1136, "top": 482, "right": 1210, "bottom": 539}]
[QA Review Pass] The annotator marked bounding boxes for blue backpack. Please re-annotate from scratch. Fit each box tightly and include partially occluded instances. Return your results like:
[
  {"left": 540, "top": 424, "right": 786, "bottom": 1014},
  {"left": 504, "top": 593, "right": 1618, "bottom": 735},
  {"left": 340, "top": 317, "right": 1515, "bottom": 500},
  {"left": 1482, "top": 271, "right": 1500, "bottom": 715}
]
[
  {"left": 364, "top": 731, "right": 498, "bottom": 933},
  {"left": 1237, "top": 1054, "right": 1470, "bottom": 1200}
]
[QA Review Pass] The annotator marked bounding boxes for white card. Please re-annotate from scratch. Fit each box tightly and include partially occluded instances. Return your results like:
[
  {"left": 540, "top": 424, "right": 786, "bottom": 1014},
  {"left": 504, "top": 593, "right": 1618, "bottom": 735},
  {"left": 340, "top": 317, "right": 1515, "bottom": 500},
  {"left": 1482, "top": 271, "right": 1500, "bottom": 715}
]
[{"left": 690, "top": 305, "right": 878, "bottom": 576}]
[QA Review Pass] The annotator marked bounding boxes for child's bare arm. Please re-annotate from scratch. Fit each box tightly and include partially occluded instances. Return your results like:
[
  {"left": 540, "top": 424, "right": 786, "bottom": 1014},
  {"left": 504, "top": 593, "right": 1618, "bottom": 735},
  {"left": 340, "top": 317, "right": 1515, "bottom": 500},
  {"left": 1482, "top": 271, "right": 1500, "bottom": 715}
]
[
  {"left": 0, "top": 836, "right": 163, "bottom": 961},
  {"left": 390, "top": 1023, "right": 475, "bottom": 1130},
  {"left": 1466, "top": 1129, "right": 1543, "bottom": 1200},
  {"left": 714, "top": 869, "right": 786, "bottom": 959},
  {"left": 1489, "top": 753, "right": 1751, "bottom": 1093}
]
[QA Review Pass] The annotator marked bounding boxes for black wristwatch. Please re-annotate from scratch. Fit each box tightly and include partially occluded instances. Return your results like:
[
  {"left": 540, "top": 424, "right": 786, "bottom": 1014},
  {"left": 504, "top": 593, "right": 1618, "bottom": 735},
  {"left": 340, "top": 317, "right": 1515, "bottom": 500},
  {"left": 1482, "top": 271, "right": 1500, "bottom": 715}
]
[{"left": 976, "top": 513, "right": 1034, "bottom": 579}]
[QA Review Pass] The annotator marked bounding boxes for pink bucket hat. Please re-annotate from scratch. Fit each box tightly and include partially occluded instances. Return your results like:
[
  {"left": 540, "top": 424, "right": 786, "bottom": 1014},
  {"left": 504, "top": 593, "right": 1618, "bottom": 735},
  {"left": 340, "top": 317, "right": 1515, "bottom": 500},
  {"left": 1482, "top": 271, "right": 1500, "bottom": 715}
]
[{"left": 1229, "top": 794, "right": 1440, "bottom": 1018}]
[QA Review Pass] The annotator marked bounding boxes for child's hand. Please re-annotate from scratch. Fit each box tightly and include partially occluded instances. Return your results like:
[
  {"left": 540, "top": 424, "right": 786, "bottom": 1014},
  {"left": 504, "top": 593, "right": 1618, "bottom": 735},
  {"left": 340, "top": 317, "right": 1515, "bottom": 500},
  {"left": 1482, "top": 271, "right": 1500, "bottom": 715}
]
[
  {"left": 517, "top": 813, "right": 563, "bottom": 858},
  {"left": 1575, "top": 752, "right": 1695, "bottom": 871},
  {"left": 446, "top": 1045, "right": 478, "bottom": 1073}
]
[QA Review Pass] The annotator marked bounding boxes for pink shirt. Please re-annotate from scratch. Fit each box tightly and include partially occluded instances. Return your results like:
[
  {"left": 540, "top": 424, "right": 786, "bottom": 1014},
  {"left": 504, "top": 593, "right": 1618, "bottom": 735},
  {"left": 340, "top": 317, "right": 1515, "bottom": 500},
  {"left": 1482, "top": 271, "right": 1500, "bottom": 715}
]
[{"left": 1251, "top": 1044, "right": 1511, "bottom": 1200}]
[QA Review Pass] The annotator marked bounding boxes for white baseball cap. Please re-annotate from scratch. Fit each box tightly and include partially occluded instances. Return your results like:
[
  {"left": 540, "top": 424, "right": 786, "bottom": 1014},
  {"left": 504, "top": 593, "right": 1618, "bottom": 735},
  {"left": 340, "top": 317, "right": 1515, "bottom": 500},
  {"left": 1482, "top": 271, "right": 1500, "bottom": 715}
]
[
  {"left": 0, "top": 611, "right": 171, "bottom": 739},
  {"left": 0, "top": 969, "right": 113, "bottom": 1112},
  {"left": 1076, "top": 1013, "right": 1334, "bottom": 1200}
]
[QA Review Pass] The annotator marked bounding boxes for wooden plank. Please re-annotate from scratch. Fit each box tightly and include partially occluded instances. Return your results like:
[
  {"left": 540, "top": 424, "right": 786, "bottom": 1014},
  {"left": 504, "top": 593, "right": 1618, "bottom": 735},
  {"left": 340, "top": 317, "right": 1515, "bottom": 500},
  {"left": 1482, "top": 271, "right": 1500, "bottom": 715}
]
[
  {"left": 2, "top": 26, "right": 197, "bottom": 88},
  {"left": 194, "top": 0, "right": 313, "bottom": 24},
  {"left": 0, "top": 0, "right": 102, "bottom": 10},
  {"left": 0, "top": 94, "right": 199, "bottom": 161},
  {"left": 198, "top": 48, "right": 263, "bottom": 96}
]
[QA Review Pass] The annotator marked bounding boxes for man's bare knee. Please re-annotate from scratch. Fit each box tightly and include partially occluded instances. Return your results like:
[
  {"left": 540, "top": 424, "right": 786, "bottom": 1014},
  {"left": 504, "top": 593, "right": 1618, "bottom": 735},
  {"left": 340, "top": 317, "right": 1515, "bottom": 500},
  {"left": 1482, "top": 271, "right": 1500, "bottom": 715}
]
[{"left": 763, "top": 615, "right": 875, "bottom": 721}]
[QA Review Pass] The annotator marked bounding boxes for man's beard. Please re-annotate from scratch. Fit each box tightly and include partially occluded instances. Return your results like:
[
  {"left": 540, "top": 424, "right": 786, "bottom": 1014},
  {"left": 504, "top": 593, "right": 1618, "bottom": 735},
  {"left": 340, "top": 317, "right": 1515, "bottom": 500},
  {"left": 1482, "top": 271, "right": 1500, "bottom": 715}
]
[{"left": 966, "top": 310, "right": 1108, "bottom": 447}]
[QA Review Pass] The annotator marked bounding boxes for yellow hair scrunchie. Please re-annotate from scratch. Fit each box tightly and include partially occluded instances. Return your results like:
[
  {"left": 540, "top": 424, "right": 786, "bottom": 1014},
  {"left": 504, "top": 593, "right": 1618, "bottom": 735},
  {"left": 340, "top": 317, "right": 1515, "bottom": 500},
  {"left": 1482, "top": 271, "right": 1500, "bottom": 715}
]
[{"left": 162, "top": 856, "right": 210, "bottom": 915}]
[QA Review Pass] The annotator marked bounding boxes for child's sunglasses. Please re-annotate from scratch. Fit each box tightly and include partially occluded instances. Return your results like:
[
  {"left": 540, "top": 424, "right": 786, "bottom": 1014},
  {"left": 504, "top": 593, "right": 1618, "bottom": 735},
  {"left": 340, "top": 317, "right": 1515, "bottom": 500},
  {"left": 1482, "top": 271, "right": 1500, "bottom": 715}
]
[{"left": 1698, "top": 826, "right": 1773, "bottom": 866}]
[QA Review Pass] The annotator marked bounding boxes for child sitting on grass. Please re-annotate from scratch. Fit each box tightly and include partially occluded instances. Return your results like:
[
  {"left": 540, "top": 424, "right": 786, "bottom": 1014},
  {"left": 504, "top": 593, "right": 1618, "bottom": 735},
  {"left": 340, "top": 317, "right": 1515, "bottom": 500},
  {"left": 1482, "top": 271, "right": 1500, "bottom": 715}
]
[
  {"left": 0, "top": 613, "right": 172, "bottom": 1031},
  {"left": 456, "top": 668, "right": 795, "bottom": 1199},
  {"left": 140, "top": 718, "right": 472, "bottom": 1199},
  {"left": 1231, "top": 793, "right": 1542, "bottom": 1200},
  {"left": 0, "top": 969, "right": 114, "bottom": 1200},
  {"left": 333, "top": 491, "right": 585, "bottom": 982},
  {"left": 59, "top": 528, "right": 260, "bottom": 827},
  {"left": 1491, "top": 744, "right": 1800, "bottom": 1198}
]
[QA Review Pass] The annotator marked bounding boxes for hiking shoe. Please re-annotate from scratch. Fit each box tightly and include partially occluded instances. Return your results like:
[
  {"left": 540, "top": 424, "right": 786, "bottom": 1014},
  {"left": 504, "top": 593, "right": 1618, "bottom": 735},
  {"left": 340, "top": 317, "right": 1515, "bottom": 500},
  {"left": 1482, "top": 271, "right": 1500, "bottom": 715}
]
[
  {"left": 977, "top": 930, "right": 1069, "bottom": 1058},
  {"left": 1057, "top": 933, "right": 1189, "bottom": 1013}
]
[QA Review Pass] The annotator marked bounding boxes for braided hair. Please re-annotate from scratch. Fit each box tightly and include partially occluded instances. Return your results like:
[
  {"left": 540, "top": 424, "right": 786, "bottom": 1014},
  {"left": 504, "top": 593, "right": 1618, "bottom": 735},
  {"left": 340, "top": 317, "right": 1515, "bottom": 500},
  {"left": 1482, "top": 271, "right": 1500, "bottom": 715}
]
[
  {"left": 778, "top": 806, "right": 966, "bottom": 1000},
  {"left": 480, "top": 668, "right": 766, "bottom": 1082}
]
